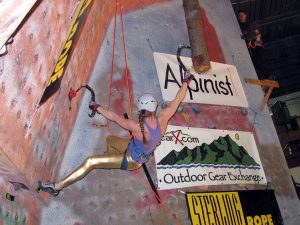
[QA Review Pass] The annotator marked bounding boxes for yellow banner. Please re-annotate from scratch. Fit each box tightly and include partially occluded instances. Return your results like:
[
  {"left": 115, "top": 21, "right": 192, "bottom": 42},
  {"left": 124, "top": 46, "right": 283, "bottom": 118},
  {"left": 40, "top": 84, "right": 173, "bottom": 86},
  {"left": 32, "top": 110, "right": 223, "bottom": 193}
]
[
  {"left": 186, "top": 192, "right": 246, "bottom": 225},
  {"left": 40, "top": 0, "right": 93, "bottom": 104}
]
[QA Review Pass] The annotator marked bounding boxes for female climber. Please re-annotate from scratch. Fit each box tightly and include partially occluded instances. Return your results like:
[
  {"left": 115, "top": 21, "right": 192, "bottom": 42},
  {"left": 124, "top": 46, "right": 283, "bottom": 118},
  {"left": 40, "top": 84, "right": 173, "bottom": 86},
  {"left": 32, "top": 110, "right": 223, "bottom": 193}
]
[{"left": 37, "top": 71, "right": 194, "bottom": 197}]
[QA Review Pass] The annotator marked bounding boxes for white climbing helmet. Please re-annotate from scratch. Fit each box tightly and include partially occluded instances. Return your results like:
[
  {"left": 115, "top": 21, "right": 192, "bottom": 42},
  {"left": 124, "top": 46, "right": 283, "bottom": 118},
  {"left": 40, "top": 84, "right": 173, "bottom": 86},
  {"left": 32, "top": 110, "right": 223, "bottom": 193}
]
[{"left": 137, "top": 93, "right": 158, "bottom": 112}]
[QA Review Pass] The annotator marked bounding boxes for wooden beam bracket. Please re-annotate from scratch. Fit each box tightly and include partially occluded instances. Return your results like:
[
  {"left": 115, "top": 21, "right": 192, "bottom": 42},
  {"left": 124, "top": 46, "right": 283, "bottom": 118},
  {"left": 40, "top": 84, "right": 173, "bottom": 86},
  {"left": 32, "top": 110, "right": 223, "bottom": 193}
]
[{"left": 244, "top": 78, "right": 279, "bottom": 111}]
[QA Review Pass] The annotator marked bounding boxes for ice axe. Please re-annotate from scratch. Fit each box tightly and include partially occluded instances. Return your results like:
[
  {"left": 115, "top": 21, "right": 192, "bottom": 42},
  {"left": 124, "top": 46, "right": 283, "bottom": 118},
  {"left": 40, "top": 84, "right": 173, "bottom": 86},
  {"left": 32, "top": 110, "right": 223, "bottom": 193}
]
[
  {"left": 68, "top": 83, "right": 97, "bottom": 117},
  {"left": 177, "top": 44, "right": 191, "bottom": 72}
]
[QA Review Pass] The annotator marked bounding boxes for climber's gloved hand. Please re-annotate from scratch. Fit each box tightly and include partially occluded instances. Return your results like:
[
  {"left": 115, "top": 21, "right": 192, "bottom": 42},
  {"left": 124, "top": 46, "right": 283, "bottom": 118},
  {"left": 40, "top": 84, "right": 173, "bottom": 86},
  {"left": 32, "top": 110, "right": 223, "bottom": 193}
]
[
  {"left": 89, "top": 101, "right": 100, "bottom": 112},
  {"left": 183, "top": 70, "right": 195, "bottom": 84}
]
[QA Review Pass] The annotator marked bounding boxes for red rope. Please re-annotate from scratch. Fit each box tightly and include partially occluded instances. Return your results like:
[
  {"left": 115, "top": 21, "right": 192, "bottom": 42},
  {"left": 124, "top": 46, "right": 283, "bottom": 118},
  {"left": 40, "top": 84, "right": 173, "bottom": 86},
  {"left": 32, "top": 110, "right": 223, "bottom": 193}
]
[
  {"left": 108, "top": 2, "right": 180, "bottom": 224},
  {"left": 107, "top": 0, "right": 117, "bottom": 111},
  {"left": 119, "top": 0, "right": 133, "bottom": 119},
  {"left": 104, "top": 0, "right": 118, "bottom": 135}
]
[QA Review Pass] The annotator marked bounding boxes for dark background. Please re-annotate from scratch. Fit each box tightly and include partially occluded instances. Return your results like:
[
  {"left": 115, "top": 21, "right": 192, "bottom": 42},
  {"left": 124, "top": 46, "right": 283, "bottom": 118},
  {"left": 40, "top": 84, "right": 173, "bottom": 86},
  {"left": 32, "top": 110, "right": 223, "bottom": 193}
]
[{"left": 231, "top": 0, "right": 300, "bottom": 98}]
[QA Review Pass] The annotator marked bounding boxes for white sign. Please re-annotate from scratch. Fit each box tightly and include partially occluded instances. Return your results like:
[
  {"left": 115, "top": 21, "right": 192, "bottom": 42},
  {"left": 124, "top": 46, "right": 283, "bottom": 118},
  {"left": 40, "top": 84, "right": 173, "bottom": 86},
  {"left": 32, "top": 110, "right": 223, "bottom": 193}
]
[
  {"left": 153, "top": 52, "right": 248, "bottom": 107},
  {"left": 154, "top": 125, "right": 266, "bottom": 190}
]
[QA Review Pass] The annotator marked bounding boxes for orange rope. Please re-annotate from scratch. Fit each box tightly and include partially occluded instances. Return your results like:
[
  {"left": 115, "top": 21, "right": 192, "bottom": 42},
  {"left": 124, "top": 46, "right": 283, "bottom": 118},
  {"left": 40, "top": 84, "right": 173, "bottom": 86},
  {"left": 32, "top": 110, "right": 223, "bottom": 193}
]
[
  {"left": 119, "top": 0, "right": 133, "bottom": 119},
  {"left": 107, "top": 1, "right": 181, "bottom": 224},
  {"left": 104, "top": 0, "right": 118, "bottom": 135},
  {"left": 107, "top": 0, "right": 117, "bottom": 111}
]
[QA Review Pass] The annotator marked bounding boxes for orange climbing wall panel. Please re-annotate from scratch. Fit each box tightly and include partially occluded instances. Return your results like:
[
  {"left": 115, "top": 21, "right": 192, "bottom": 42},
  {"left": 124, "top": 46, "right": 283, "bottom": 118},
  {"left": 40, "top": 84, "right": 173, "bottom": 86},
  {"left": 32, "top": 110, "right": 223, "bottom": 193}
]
[{"left": 0, "top": 0, "right": 166, "bottom": 187}]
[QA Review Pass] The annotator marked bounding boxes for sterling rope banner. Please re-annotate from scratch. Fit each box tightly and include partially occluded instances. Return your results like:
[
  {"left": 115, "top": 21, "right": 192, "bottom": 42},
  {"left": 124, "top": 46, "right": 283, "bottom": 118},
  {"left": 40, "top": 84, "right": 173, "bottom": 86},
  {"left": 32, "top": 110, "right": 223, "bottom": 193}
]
[{"left": 39, "top": 0, "right": 93, "bottom": 105}]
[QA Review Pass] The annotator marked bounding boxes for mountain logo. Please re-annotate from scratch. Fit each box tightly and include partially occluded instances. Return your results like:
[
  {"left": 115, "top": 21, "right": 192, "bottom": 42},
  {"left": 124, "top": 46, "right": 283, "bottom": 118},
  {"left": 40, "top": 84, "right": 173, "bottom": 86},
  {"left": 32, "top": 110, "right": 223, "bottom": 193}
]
[
  {"left": 162, "top": 130, "right": 200, "bottom": 144},
  {"left": 157, "top": 134, "right": 260, "bottom": 170}
]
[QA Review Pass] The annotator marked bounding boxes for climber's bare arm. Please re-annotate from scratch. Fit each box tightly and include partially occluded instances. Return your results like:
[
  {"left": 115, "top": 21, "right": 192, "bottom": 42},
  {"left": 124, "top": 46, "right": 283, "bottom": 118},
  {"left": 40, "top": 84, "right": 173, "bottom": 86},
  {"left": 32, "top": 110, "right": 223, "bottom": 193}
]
[
  {"left": 96, "top": 106, "right": 139, "bottom": 132},
  {"left": 158, "top": 82, "right": 188, "bottom": 133}
]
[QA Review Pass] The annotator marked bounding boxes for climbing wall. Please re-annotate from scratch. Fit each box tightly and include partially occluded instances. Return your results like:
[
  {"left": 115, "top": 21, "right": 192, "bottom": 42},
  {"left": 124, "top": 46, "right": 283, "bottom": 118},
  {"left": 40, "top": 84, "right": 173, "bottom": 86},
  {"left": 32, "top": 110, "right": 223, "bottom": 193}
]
[
  {"left": 0, "top": 0, "right": 121, "bottom": 223},
  {"left": 0, "top": 148, "right": 44, "bottom": 225},
  {"left": 0, "top": 0, "right": 300, "bottom": 225},
  {"left": 41, "top": 0, "right": 300, "bottom": 225}
]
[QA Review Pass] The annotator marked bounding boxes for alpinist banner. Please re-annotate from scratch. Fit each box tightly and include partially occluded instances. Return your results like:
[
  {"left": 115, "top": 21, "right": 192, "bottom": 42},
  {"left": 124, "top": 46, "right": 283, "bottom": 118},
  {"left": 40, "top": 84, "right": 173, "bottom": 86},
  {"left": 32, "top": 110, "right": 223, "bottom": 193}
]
[
  {"left": 153, "top": 52, "right": 248, "bottom": 107},
  {"left": 154, "top": 125, "right": 266, "bottom": 190}
]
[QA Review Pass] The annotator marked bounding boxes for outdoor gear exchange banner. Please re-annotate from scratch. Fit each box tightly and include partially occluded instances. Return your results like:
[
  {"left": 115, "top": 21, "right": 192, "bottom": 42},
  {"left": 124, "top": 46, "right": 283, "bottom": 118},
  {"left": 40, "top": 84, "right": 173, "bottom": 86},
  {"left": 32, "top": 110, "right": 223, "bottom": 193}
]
[
  {"left": 186, "top": 190, "right": 283, "bottom": 225},
  {"left": 154, "top": 126, "right": 266, "bottom": 190}
]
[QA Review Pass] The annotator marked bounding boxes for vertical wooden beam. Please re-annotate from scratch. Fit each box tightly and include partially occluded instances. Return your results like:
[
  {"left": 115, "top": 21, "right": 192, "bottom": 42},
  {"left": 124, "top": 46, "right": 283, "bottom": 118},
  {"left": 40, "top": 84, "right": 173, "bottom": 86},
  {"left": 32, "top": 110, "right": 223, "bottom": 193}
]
[
  {"left": 260, "top": 87, "right": 274, "bottom": 111},
  {"left": 244, "top": 78, "right": 279, "bottom": 111},
  {"left": 183, "top": 0, "right": 211, "bottom": 73}
]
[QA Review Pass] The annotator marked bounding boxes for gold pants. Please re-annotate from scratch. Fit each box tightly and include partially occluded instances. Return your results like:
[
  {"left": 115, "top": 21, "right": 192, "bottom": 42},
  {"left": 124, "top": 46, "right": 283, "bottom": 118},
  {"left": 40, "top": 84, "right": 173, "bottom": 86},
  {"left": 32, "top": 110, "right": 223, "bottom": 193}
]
[{"left": 59, "top": 136, "right": 142, "bottom": 189}]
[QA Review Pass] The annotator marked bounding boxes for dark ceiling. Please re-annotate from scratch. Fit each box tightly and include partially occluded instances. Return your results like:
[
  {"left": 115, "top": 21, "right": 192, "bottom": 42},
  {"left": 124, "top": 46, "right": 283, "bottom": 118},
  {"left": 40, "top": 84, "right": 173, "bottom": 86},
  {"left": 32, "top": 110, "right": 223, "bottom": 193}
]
[{"left": 231, "top": 0, "right": 300, "bottom": 98}]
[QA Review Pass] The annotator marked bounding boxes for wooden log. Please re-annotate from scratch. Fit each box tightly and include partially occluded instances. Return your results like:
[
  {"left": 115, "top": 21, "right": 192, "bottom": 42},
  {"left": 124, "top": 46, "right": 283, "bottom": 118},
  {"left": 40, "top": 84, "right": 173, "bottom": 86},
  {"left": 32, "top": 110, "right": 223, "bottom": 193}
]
[
  {"left": 245, "top": 78, "right": 279, "bottom": 88},
  {"left": 183, "top": 0, "right": 211, "bottom": 73}
]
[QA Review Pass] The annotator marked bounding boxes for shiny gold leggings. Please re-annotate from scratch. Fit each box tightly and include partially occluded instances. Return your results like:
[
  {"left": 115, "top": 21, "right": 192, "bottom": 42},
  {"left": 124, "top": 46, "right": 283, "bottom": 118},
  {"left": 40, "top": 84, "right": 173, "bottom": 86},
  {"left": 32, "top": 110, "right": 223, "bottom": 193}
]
[{"left": 58, "top": 136, "right": 142, "bottom": 189}]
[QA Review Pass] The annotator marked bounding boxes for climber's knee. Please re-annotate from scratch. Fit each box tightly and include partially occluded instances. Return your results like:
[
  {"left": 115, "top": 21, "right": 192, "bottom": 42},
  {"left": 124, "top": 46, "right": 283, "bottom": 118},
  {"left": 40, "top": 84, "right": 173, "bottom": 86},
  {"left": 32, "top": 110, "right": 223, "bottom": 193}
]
[
  {"left": 125, "top": 152, "right": 142, "bottom": 171},
  {"left": 83, "top": 156, "right": 95, "bottom": 170}
]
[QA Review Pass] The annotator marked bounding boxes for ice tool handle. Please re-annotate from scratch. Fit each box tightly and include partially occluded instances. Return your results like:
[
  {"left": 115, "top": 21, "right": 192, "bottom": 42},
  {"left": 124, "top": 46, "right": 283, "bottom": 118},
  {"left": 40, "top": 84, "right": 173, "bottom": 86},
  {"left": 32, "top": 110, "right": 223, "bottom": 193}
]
[
  {"left": 69, "top": 84, "right": 97, "bottom": 117},
  {"left": 76, "top": 84, "right": 97, "bottom": 117},
  {"left": 176, "top": 44, "right": 191, "bottom": 72}
]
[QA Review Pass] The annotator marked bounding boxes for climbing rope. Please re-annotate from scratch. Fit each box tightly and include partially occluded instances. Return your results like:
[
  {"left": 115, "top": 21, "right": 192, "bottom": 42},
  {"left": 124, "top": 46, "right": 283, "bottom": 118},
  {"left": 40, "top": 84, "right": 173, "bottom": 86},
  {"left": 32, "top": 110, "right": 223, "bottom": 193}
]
[
  {"left": 107, "top": 0, "right": 118, "bottom": 112},
  {"left": 119, "top": 0, "right": 133, "bottom": 119},
  {"left": 107, "top": 0, "right": 133, "bottom": 119},
  {"left": 109, "top": 1, "right": 181, "bottom": 224}
]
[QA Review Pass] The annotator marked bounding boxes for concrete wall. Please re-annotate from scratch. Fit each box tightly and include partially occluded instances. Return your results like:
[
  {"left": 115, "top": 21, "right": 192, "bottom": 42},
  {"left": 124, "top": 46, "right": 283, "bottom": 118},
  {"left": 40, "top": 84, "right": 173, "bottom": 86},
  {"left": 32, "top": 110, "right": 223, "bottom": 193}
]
[{"left": 1, "top": 0, "right": 300, "bottom": 224}]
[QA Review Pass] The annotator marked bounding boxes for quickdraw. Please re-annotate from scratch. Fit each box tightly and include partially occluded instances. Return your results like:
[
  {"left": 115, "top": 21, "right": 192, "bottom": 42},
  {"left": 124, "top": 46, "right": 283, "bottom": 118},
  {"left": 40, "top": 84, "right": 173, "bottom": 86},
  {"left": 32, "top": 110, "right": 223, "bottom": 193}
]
[
  {"left": 68, "top": 83, "right": 97, "bottom": 117},
  {"left": 176, "top": 44, "right": 191, "bottom": 72}
]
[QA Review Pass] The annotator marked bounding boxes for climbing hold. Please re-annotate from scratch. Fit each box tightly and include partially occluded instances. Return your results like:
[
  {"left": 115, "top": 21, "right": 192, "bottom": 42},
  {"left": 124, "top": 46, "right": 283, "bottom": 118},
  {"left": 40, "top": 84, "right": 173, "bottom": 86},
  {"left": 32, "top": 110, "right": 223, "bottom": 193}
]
[
  {"left": 176, "top": 105, "right": 191, "bottom": 123},
  {"left": 92, "top": 123, "right": 107, "bottom": 128},
  {"left": 235, "top": 133, "right": 239, "bottom": 140},
  {"left": 176, "top": 106, "right": 183, "bottom": 114},
  {"left": 5, "top": 193, "right": 15, "bottom": 201},
  {"left": 68, "top": 88, "right": 77, "bottom": 100},
  {"left": 208, "top": 124, "right": 216, "bottom": 129},
  {"left": 192, "top": 105, "right": 201, "bottom": 113},
  {"left": 181, "top": 112, "right": 191, "bottom": 123},
  {"left": 241, "top": 107, "right": 248, "bottom": 116},
  {"left": 8, "top": 181, "right": 29, "bottom": 191},
  {"left": 68, "top": 87, "right": 77, "bottom": 110}
]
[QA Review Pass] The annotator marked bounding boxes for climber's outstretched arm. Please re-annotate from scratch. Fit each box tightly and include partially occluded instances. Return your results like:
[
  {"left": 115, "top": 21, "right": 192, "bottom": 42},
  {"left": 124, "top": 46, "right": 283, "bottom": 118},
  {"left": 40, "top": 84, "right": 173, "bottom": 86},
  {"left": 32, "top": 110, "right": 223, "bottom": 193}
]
[
  {"left": 95, "top": 106, "right": 139, "bottom": 132},
  {"left": 158, "top": 82, "right": 188, "bottom": 122},
  {"left": 158, "top": 71, "right": 194, "bottom": 121}
]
